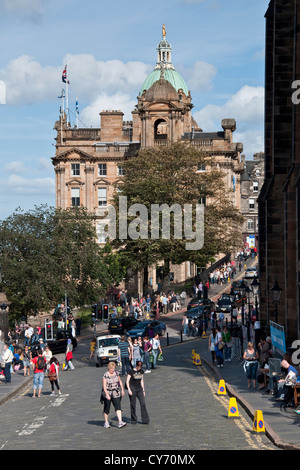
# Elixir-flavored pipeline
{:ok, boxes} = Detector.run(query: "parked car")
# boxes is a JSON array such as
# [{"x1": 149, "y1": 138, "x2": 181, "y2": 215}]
[
  {"x1": 244, "y1": 266, "x2": 259, "y2": 279},
  {"x1": 215, "y1": 293, "x2": 234, "y2": 313},
  {"x1": 94, "y1": 334, "x2": 121, "y2": 367},
  {"x1": 187, "y1": 297, "x2": 215, "y2": 311},
  {"x1": 126, "y1": 320, "x2": 167, "y2": 339},
  {"x1": 28, "y1": 329, "x2": 77, "y2": 357},
  {"x1": 108, "y1": 317, "x2": 139, "y2": 335}
]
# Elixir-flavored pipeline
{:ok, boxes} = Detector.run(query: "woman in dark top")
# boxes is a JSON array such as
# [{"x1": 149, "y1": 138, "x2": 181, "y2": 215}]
[{"x1": 126, "y1": 360, "x2": 150, "y2": 425}]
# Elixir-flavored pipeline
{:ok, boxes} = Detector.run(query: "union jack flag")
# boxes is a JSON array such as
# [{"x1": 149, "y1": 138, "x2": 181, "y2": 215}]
[{"x1": 62, "y1": 65, "x2": 70, "y2": 84}]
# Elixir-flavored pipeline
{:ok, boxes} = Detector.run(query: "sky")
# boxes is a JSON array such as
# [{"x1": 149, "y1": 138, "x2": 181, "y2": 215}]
[{"x1": 0, "y1": 0, "x2": 269, "y2": 221}]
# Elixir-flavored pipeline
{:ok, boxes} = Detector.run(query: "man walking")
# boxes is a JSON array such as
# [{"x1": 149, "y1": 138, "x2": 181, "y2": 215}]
[
  {"x1": 118, "y1": 335, "x2": 131, "y2": 376},
  {"x1": 150, "y1": 334, "x2": 162, "y2": 369},
  {"x1": 2, "y1": 343, "x2": 13, "y2": 383}
]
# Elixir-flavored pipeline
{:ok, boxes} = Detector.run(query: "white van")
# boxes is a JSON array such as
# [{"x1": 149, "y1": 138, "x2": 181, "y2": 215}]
[{"x1": 95, "y1": 334, "x2": 121, "y2": 367}]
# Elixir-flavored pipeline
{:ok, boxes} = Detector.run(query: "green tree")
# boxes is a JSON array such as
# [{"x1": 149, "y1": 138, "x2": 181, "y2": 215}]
[
  {"x1": 0, "y1": 205, "x2": 124, "y2": 322},
  {"x1": 111, "y1": 142, "x2": 243, "y2": 278}
]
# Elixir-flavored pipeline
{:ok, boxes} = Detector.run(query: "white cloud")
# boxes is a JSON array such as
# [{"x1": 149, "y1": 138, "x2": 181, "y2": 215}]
[
  {"x1": 0, "y1": 55, "x2": 59, "y2": 105},
  {"x1": 193, "y1": 85, "x2": 265, "y2": 156},
  {"x1": 4, "y1": 161, "x2": 26, "y2": 174},
  {"x1": 182, "y1": 61, "x2": 217, "y2": 92},
  {"x1": 0, "y1": 54, "x2": 152, "y2": 106},
  {"x1": 0, "y1": 0, "x2": 47, "y2": 21},
  {"x1": 0, "y1": 175, "x2": 55, "y2": 195},
  {"x1": 80, "y1": 92, "x2": 137, "y2": 127}
]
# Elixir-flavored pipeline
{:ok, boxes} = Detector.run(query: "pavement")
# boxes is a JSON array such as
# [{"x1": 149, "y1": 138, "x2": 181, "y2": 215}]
[{"x1": 2, "y1": 256, "x2": 300, "y2": 450}]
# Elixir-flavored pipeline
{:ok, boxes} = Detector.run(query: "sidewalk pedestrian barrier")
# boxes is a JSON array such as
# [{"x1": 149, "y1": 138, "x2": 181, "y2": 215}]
[
  {"x1": 253, "y1": 410, "x2": 265, "y2": 433},
  {"x1": 231, "y1": 337, "x2": 242, "y2": 361},
  {"x1": 228, "y1": 397, "x2": 240, "y2": 418},
  {"x1": 218, "y1": 380, "x2": 226, "y2": 395}
]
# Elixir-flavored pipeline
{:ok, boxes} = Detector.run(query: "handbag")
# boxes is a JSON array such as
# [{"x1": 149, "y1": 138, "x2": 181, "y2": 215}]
[
  {"x1": 157, "y1": 353, "x2": 164, "y2": 362},
  {"x1": 218, "y1": 341, "x2": 225, "y2": 350},
  {"x1": 48, "y1": 371, "x2": 57, "y2": 382}
]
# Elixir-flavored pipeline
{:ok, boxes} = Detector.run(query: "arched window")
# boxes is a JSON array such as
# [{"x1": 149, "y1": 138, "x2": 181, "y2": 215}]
[{"x1": 154, "y1": 119, "x2": 167, "y2": 141}]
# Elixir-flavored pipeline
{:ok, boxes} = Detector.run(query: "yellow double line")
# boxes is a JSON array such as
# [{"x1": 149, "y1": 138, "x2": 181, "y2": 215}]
[{"x1": 196, "y1": 362, "x2": 275, "y2": 450}]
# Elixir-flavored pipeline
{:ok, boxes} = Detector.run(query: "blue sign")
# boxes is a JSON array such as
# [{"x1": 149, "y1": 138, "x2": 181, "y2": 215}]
[{"x1": 270, "y1": 321, "x2": 286, "y2": 355}]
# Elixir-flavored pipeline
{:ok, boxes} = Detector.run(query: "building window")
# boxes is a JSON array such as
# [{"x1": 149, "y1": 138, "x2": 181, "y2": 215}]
[
  {"x1": 255, "y1": 169, "x2": 261, "y2": 177},
  {"x1": 253, "y1": 181, "x2": 259, "y2": 192},
  {"x1": 197, "y1": 162, "x2": 206, "y2": 172},
  {"x1": 247, "y1": 219, "x2": 254, "y2": 231},
  {"x1": 71, "y1": 188, "x2": 80, "y2": 207},
  {"x1": 71, "y1": 163, "x2": 80, "y2": 176},
  {"x1": 98, "y1": 163, "x2": 107, "y2": 176},
  {"x1": 98, "y1": 187, "x2": 107, "y2": 207},
  {"x1": 97, "y1": 224, "x2": 107, "y2": 244},
  {"x1": 249, "y1": 198, "x2": 255, "y2": 210},
  {"x1": 117, "y1": 165, "x2": 126, "y2": 176}
]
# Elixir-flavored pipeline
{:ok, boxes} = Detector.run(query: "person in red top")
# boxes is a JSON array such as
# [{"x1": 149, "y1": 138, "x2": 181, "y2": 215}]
[
  {"x1": 48, "y1": 357, "x2": 62, "y2": 396},
  {"x1": 31, "y1": 349, "x2": 46, "y2": 398}
]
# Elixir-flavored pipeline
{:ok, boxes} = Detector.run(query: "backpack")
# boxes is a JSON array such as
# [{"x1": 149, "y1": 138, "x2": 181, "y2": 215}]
[{"x1": 36, "y1": 356, "x2": 45, "y2": 371}]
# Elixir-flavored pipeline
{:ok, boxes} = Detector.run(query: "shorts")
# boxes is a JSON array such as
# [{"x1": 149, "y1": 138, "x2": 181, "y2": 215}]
[{"x1": 102, "y1": 396, "x2": 122, "y2": 415}]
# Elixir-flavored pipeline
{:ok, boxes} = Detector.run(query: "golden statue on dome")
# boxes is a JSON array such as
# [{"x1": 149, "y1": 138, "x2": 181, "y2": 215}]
[{"x1": 162, "y1": 24, "x2": 166, "y2": 39}]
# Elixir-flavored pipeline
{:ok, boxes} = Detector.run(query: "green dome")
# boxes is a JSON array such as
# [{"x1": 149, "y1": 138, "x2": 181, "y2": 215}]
[{"x1": 140, "y1": 68, "x2": 188, "y2": 96}]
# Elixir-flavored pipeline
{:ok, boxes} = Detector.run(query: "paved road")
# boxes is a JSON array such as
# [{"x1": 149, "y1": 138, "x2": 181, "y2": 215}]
[{"x1": 0, "y1": 334, "x2": 277, "y2": 452}]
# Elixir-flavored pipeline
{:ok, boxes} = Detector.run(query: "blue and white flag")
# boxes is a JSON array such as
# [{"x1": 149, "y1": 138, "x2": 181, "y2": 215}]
[{"x1": 76, "y1": 99, "x2": 79, "y2": 114}]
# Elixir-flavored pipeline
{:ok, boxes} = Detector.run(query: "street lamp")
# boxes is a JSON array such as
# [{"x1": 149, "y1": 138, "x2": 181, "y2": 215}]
[
  {"x1": 229, "y1": 287, "x2": 236, "y2": 328},
  {"x1": 239, "y1": 279, "x2": 247, "y2": 325},
  {"x1": 251, "y1": 277, "x2": 260, "y2": 321},
  {"x1": 270, "y1": 279, "x2": 282, "y2": 323},
  {"x1": 245, "y1": 285, "x2": 252, "y2": 341}
]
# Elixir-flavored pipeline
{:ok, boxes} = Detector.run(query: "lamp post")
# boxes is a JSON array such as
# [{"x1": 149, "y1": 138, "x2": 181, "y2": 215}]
[
  {"x1": 229, "y1": 287, "x2": 236, "y2": 329},
  {"x1": 251, "y1": 277, "x2": 260, "y2": 322},
  {"x1": 245, "y1": 285, "x2": 252, "y2": 341},
  {"x1": 270, "y1": 279, "x2": 282, "y2": 323},
  {"x1": 239, "y1": 279, "x2": 247, "y2": 326}
]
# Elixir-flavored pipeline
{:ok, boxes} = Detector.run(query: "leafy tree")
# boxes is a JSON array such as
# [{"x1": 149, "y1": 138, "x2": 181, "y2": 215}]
[
  {"x1": 111, "y1": 142, "x2": 243, "y2": 280},
  {"x1": 0, "y1": 205, "x2": 124, "y2": 322}
]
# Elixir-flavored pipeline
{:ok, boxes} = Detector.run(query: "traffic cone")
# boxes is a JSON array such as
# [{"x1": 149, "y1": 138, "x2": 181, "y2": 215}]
[
  {"x1": 218, "y1": 380, "x2": 226, "y2": 395},
  {"x1": 228, "y1": 397, "x2": 240, "y2": 418},
  {"x1": 195, "y1": 353, "x2": 202, "y2": 366},
  {"x1": 202, "y1": 331, "x2": 207, "y2": 338},
  {"x1": 253, "y1": 410, "x2": 265, "y2": 433}
]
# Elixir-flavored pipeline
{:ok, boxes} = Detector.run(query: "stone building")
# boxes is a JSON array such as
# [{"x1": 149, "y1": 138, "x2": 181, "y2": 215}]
[
  {"x1": 258, "y1": 0, "x2": 300, "y2": 343},
  {"x1": 52, "y1": 29, "x2": 244, "y2": 295},
  {"x1": 240, "y1": 152, "x2": 265, "y2": 249}
]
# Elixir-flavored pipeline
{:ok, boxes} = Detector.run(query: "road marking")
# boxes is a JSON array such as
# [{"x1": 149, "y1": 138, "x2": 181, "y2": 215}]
[{"x1": 15, "y1": 394, "x2": 69, "y2": 436}]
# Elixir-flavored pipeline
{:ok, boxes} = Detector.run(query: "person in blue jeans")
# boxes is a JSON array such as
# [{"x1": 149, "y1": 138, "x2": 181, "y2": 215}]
[
  {"x1": 150, "y1": 334, "x2": 162, "y2": 369},
  {"x1": 31, "y1": 349, "x2": 46, "y2": 398},
  {"x1": 118, "y1": 336, "x2": 131, "y2": 376},
  {"x1": 243, "y1": 342, "x2": 259, "y2": 389}
]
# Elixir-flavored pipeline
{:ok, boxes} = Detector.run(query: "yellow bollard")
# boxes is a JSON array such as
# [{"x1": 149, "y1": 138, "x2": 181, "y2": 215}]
[
  {"x1": 228, "y1": 397, "x2": 240, "y2": 418},
  {"x1": 253, "y1": 410, "x2": 265, "y2": 433},
  {"x1": 218, "y1": 380, "x2": 226, "y2": 395}
]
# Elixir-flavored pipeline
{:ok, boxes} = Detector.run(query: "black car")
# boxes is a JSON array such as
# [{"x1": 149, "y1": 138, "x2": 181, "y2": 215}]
[
  {"x1": 108, "y1": 317, "x2": 139, "y2": 335},
  {"x1": 28, "y1": 329, "x2": 77, "y2": 357},
  {"x1": 231, "y1": 280, "x2": 248, "y2": 295},
  {"x1": 187, "y1": 297, "x2": 215, "y2": 311},
  {"x1": 215, "y1": 293, "x2": 233, "y2": 313}
]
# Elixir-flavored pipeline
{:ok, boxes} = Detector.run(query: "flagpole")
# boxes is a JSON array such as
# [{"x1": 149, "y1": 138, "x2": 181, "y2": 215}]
[
  {"x1": 76, "y1": 97, "x2": 78, "y2": 128},
  {"x1": 66, "y1": 62, "x2": 69, "y2": 126}
]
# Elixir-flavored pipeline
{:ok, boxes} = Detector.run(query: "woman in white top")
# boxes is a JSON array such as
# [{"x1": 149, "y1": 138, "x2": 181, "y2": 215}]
[
  {"x1": 208, "y1": 328, "x2": 217, "y2": 365},
  {"x1": 43, "y1": 345, "x2": 52, "y2": 372}
]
